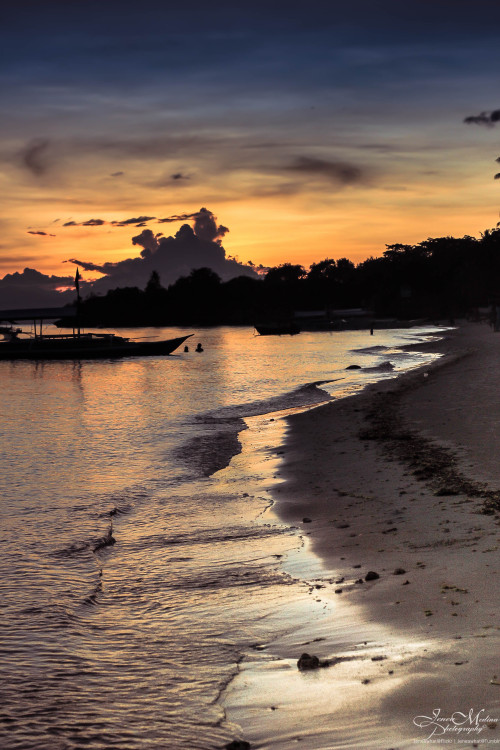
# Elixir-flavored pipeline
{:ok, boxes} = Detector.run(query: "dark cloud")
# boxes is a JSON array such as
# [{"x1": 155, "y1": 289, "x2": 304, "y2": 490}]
[
  {"x1": 0, "y1": 267, "x2": 72, "y2": 288},
  {"x1": 464, "y1": 109, "x2": 500, "y2": 126},
  {"x1": 14, "y1": 134, "x2": 219, "y2": 185},
  {"x1": 62, "y1": 212, "x2": 226, "y2": 235},
  {"x1": 156, "y1": 208, "x2": 228, "y2": 244},
  {"x1": 27, "y1": 230, "x2": 56, "y2": 236},
  {"x1": 131, "y1": 229, "x2": 160, "y2": 257},
  {"x1": 65, "y1": 208, "x2": 252, "y2": 294},
  {"x1": 285, "y1": 156, "x2": 364, "y2": 185},
  {"x1": 63, "y1": 216, "x2": 155, "y2": 227},
  {"x1": 171, "y1": 172, "x2": 189, "y2": 180},
  {"x1": 193, "y1": 207, "x2": 229, "y2": 244},
  {"x1": 0, "y1": 267, "x2": 76, "y2": 307},
  {"x1": 157, "y1": 212, "x2": 199, "y2": 224},
  {"x1": 1, "y1": 209, "x2": 253, "y2": 307},
  {"x1": 20, "y1": 138, "x2": 52, "y2": 176},
  {"x1": 495, "y1": 173, "x2": 500, "y2": 180},
  {"x1": 64, "y1": 259, "x2": 109, "y2": 274},
  {"x1": 82, "y1": 218, "x2": 106, "y2": 226},
  {"x1": 111, "y1": 216, "x2": 156, "y2": 227},
  {"x1": 63, "y1": 218, "x2": 106, "y2": 227}
]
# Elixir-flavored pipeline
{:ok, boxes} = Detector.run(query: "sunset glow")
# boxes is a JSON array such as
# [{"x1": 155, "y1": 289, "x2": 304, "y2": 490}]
[{"x1": 2, "y1": 1, "x2": 500, "y2": 304}]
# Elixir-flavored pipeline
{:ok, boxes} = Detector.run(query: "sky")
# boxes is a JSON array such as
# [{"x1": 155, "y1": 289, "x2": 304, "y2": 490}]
[{"x1": 2, "y1": 0, "x2": 500, "y2": 306}]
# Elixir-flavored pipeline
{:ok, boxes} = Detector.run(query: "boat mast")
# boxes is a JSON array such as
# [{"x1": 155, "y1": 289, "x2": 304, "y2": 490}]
[{"x1": 75, "y1": 268, "x2": 81, "y2": 338}]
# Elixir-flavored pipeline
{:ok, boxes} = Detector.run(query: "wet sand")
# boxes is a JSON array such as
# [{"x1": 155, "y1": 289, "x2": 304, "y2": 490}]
[{"x1": 225, "y1": 322, "x2": 500, "y2": 749}]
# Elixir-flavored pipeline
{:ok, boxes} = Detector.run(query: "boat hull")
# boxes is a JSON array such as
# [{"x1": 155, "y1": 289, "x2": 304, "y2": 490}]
[
  {"x1": 254, "y1": 323, "x2": 300, "y2": 335},
  {"x1": 0, "y1": 334, "x2": 193, "y2": 360}
]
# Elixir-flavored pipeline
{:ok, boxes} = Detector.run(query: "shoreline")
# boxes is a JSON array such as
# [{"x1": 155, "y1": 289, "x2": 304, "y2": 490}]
[{"x1": 224, "y1": 322, "x2": 500, "y2": 749}]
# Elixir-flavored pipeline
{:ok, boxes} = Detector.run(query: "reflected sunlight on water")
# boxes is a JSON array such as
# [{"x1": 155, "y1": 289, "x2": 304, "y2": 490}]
[{"x1": 0, "y1": 325, "x2": 445, "y2": 749}]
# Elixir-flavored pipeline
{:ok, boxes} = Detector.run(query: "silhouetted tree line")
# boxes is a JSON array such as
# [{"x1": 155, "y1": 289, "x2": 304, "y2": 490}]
[{"x1": 73, "y1": 229, "x2": 500, "y2": 327}]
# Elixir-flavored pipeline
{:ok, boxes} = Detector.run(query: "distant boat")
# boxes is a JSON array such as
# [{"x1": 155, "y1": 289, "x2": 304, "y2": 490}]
[
  {"x1": 254, "y1": 322, "x2": 301, "y2": 336},
  {"x1": 0, "y1": 328, "x2": 193, "y2": 360}
]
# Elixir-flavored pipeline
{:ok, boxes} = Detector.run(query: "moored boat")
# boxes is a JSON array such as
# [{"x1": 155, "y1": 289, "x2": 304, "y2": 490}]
[
  {"x1": 254, "y1": 321, "x2": 301, "y2": 336},
  {"x1": 0, "y1": 328, "x2": 193, "y2": 360},
  {"x1": 0, "y1": 268, "x2": 195, "y2": 359},
  {"x1": 0, "y1": 303, "x2": 193, "y2": 360}
]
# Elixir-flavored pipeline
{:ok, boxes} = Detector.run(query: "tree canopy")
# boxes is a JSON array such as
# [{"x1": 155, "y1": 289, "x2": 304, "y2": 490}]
[{"x1": 73, "y1": 229, "x2": 500, "y2": 327}]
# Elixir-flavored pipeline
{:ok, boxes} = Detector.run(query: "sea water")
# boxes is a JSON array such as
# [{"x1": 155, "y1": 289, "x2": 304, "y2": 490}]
[{"x1": 0, "y1": 325, "x2": 444, "y2": 749}]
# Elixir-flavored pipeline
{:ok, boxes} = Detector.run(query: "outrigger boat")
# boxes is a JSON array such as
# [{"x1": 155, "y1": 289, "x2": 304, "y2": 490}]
[
  {"x1": 0, "y1": 327, "x2": 193, "y2": 360},
  {"x1": 0, "y1": 307, "x2": 192, "y2": 361}
]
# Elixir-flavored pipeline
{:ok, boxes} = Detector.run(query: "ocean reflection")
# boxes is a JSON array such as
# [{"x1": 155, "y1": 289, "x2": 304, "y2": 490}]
[{"x1": 0, "y1": 325, "x2": 444, "y2": 749}]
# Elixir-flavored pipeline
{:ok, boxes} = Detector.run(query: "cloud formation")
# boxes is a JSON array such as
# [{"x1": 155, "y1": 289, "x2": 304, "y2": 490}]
[
  {"x1": 0, "y1": 268, "x2": 75, "y2": 307},
  {"x1": 59, "y1": 210, "x2": 229, "y2": 236},
  {"x1": 63, "y1": 218, "x2": 107, "y2": 227},
  {"x1": 192, "y1": 207, "x2": 229, "y2": 244},
  {"x1": 2, "y1": 209, "x2": 248, "y2": 307},
  {"x1": 285, "y1": 156, "x2": 364, "y2": 185},
  {"x1": 27, "y1": 230, "x2": 56, "y2": 236},
  {"x1": 464, "y1": 109, "x2": 500, "y2": 126},
  {"x1": 63, "y1": 216, "x2": 157, "y2": 228},
  {"x1": 113, "y1": 215, "x2": 156, "y2": 227},
  {"x1": 20, "y1": 138, "x2": 51, "y2": 176},
  {"x1": 157, "y1": 208, "x2": 229, "y2": 243},
  {"x1": 63, "y1": 208, "x2": 249, "y2": 294},
  {"x1": 16, "y1": 133, "x2": 218, "y2": 177}
]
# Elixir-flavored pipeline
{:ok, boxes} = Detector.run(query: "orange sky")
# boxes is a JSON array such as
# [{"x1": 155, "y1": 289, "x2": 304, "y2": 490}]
[
  {"x1": 9, "y1": 169, "x2": 499, "y2": 282},
  {"x1": 2, "y1": 1, "x2": 500, "y2": 291}
]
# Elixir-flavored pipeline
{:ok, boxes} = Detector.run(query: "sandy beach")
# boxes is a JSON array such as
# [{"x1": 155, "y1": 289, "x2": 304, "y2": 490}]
[{"x1": 225, "y1": 322, "x2": 500, "y2": 749}]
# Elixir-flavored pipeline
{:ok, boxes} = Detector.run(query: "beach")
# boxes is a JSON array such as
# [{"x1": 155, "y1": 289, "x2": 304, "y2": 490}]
[{"x1": 225, "y1": 322, "x2": 500, "y2": 749}]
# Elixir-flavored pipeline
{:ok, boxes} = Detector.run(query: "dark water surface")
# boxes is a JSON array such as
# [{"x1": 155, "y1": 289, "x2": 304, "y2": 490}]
[{"x1": 0, "y1": 325, "x2": 443, "y2": 749}]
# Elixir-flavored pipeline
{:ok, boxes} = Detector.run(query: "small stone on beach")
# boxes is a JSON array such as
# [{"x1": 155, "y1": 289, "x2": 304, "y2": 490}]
[
  {"x1": 297, "y1": 652, "x2": 330, "y2": 670},
  {"x1": 297, "y1": 653, "x2": 320, "y2": 669},
  {"x1": 365, "y1": 571, "x2": 380, "y2": 581}
]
